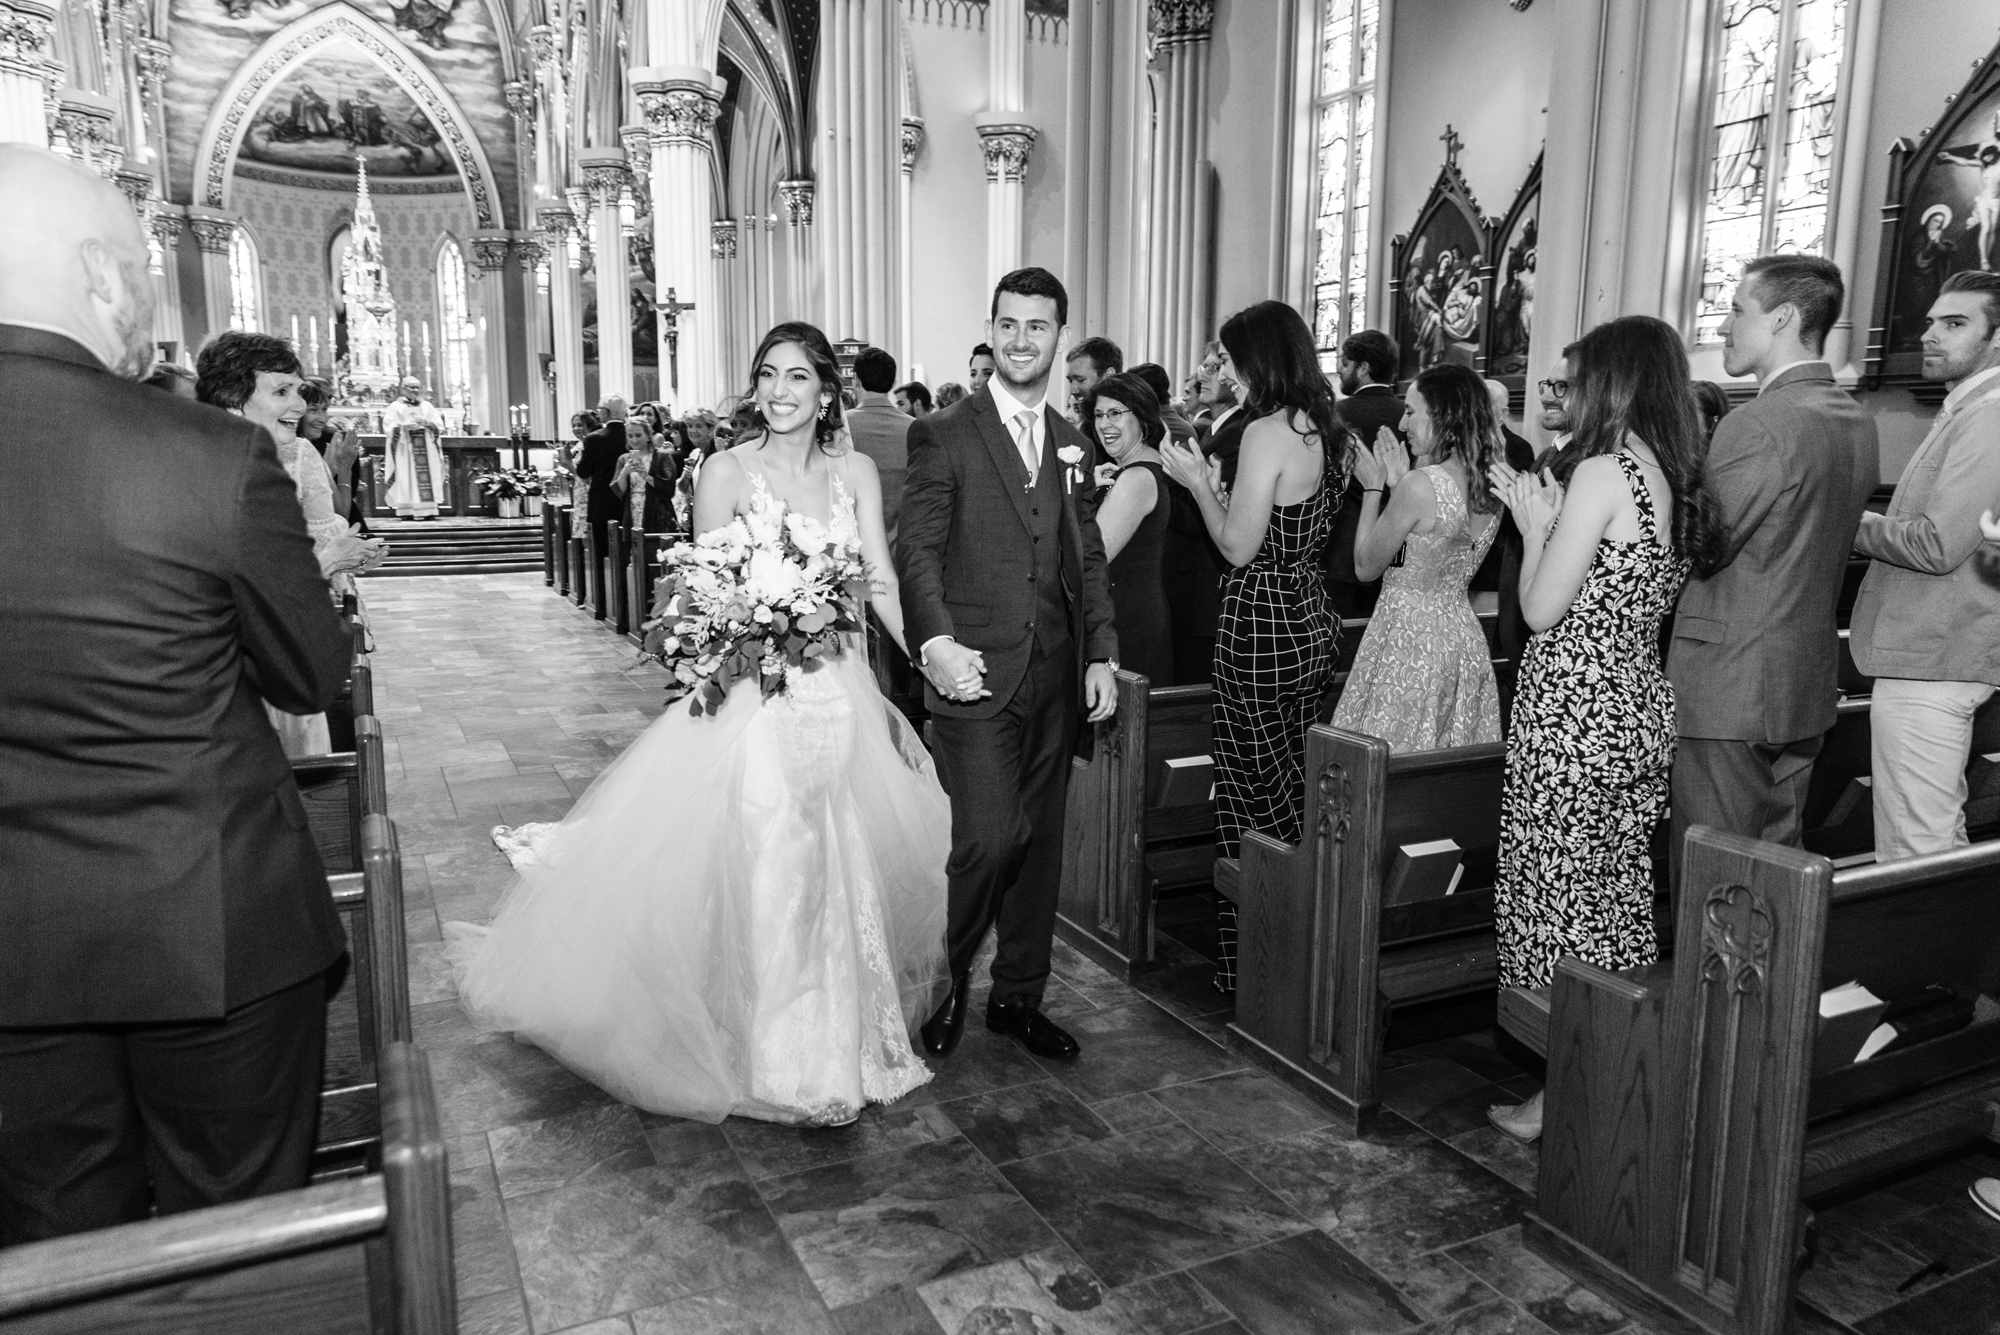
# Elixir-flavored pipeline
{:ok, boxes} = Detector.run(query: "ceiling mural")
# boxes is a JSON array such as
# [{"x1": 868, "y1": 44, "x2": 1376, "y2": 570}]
[
  {"x1": 165, "y1": 0, "x2": 520, "y2": 223},
  {"x1": 241, "y1": 40, "x2": 457, "y2": 176}
]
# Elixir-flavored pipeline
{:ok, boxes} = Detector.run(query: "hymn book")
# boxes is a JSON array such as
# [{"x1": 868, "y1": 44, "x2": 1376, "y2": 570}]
[
  {"x1": 1814, "y1": 981, "x2": 1888, "y2": 1074},
  {"x1": 1383, "y1": 839, "x2": 1464, "y2": 906}
]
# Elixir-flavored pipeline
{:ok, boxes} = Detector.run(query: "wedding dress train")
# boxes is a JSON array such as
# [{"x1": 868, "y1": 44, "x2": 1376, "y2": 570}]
[{"x1": 447, "y1": 476, "x2": 950, "y2": 1125}]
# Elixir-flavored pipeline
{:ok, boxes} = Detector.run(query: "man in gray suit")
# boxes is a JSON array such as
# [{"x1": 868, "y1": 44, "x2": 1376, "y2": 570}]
[
  {"x1": 1670, "y1": 254, "x2": 1878, "y2": 860},
  {"x1": 846, "y1": 345, "x2": 912, "y2": 539}
]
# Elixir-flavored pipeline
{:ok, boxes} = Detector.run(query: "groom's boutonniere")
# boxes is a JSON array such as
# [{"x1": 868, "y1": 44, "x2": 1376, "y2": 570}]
[{"x1": 1057, "y1": 443, "x2": 1085, "y2": 494}]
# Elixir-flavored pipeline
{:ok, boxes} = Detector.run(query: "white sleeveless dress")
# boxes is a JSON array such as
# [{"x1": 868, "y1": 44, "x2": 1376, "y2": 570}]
[{"x1": 448, "y1": 464, "x2": 950, "y2": 1125}]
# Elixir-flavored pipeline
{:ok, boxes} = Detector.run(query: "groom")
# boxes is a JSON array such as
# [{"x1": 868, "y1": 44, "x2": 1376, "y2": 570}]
[{"x1": 897, "y1": 267, "x2": 1119, "y2": 1060}]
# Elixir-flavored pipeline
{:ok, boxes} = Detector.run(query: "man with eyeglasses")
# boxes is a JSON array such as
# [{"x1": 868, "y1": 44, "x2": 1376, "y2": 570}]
[{"x1": 1492, "y1": 355, "x2": 1579, "y2": 659}]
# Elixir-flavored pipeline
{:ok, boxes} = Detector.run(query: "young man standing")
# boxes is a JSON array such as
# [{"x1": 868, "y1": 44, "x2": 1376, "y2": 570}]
[{"x1": 1850, "y1": 269, "x2": 2000, "y2": 860}]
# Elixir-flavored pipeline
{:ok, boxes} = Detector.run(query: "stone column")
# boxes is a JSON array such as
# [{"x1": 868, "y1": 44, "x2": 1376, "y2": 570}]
[
  {"x1": 977, "y1": 0, "x2": 1033, "y2": 291},
  {"x1": 900, "y1": 117, "x2": 922, "y2": 370},
  {"x1": 1145, "y1": 0, "x2": 1216, "y2": 384},
  {"x1": 633, "y1": 66, "x2": 724, "y2": 413},
  {"x1": 517, "y1": 236, "x2": 555, "y2": 439},
  {"x1": 779, "y1": 179, "x2": 815, "y2": 325},
  {"x1": 0, "y1": 0, "x2": 55, "y2": 147},
  {"x1": 579, "y1": 148, "x2": 634, "y2": 404},
  {"x1": 1063, "y1": 0, "x2": 1153, "y2": 352},
  {"x1": 146, "y1": 208, "x2": 185, "y2": 351},
  {"x1": 469, "y1": 233, "x2": 514, "y2": 436},
  {"x1": 186, "y1": 206, "x2": 239, "y2": 343},
  {"x1": 540, "y1": 206, "x2": 588, "y2": 426},
  {"x1": 711, "y1": 217, "x2": 739, "y2": 387},
  {"x1": 815, "y1": 0, "x2": 900, "y2": 347}
]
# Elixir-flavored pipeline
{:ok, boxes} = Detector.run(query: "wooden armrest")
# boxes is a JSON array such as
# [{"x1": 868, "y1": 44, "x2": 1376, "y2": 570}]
[
  {"x1": 329, "y1": 871, "x2": 365, "y2": 910},
  {"x1": 0, "y1": 1178, "x2": 386, "y2": 1318},
  {"x1": 1213, "y1": 856, "x2": 1242, "y2": 903},
  {"x1": 1498, "y1": 985, "x2": 1551, "y2": 1057}
]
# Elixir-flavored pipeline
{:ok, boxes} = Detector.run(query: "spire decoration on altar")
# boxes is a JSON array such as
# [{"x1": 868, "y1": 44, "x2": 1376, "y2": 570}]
[{"x1": 341, "y1": 157, "x2": 402, "y2": 393}]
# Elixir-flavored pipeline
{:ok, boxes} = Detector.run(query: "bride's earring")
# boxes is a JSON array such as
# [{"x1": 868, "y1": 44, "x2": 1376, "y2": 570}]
[{"x1": 818, "y1": 400, "x2": 831, "y2": 422}]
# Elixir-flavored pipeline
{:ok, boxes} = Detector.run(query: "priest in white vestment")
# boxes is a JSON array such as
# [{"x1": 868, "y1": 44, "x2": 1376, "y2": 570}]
[{"x1": 382, "y1": 377, "x2": 447, "y2": 519}]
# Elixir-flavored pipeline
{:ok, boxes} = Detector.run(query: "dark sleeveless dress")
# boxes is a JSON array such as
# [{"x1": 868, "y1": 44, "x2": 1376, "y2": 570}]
[
  {"x1": 1496, "y1": 452, "x2": 1691, "y2": 988},
  {"x1": 1104, "y1": 460, "x2": 1174, "y2": 686},
  {"x1": 1212, "y1": 450, "x2": 1339, "y2": 991}
]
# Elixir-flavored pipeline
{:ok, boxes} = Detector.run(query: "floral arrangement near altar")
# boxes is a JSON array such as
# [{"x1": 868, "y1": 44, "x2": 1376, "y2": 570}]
[{"x1": 642, "y1": 502, "x2": 867, "y2": 716}]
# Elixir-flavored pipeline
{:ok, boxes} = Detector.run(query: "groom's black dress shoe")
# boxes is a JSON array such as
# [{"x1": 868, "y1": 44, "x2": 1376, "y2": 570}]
[
  {"x1": 986, "y1": 997, "x2": 1081, "y2": 1059},
  {"x1": 922, "y1": 974, "x2": 970, "y2": 1058}
]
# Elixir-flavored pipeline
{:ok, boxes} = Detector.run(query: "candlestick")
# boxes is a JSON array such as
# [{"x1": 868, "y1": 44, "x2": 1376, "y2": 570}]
[{"x1": 291, "y1": 314, "x2": 300, "y2": 350}]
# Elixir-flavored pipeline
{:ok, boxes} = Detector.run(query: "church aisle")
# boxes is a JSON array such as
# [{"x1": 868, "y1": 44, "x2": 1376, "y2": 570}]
[{"x1": 369, "y1": 574, "x2": 1650, "y2": 1335}]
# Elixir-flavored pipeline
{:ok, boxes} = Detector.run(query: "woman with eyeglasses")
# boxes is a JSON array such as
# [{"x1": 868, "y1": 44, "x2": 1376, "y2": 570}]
[{"x1": 1082, "y1": 373, "x2": 1174, "y2": 686}]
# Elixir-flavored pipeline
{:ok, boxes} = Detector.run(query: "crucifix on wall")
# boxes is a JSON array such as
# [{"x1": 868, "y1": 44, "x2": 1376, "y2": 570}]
[{"x1": 653, "y1": 287, "x2": 695, "y2": 392}]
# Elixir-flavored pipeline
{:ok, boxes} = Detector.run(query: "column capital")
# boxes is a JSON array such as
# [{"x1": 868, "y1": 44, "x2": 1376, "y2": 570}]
[
  {"x1": 515, "y1": 236, "x2": 549, "y2": 271},
  {"x1": 526, "y1": 24, "x2": 559, "y2": 73},
  {"x1": 577, "y1": 149, "x2": 632, "y2": 206},
  {"x1": 134, "y1": 35, "x2": 170, "y2": 89},
  {"x1": 975, "y1": 121, "x2": 1037, "y2": 185},
  {"x1": 901, "y1": 117, "x2": 925, "y2": 176},
  {"x1": 54, "y1": 90, "x2": 121, "y2": 177},
  {"x1": 777, "y1": 178, "x2": 815, "y2": 227},
  {"x1": 503, "y1": 78, "x2": 535, "y2": 120},
  {"x1": 186, "y1": 211, "x2": 238, "y2": 256},
  {"x1": 632, "y1": 68, "x2": 723, "y2": 150},
  {"x1": 710, "y1": 218, "x2": 738, "y2": 260},
  {"x1": 1150, "y1": 0, "x2": 1215, "y2": 45},
  {"x1": 147, "y1": 209, "x2": 182, "y2": 246},
  {"x1": 468, "y1": 232, "x2": 513, "y2": 273},
  {"x1": 0, "y1": 0, "x2": 56, "y2": 83}
]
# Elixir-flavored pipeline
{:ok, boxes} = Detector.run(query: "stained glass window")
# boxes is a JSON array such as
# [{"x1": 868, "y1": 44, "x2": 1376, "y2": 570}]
[
  {"x1": 1693, "y1": 0, "x2": 1851, "y2": 343},
  {"x1": 1312, "y1": 0, "x2": 1381, "y2": 369},
  {"x1": 436, "y1": 238, "x2": 473, "y2": 412},
  {"x1": 228, "y1": 227, "x2": 262, "y2": 333}
]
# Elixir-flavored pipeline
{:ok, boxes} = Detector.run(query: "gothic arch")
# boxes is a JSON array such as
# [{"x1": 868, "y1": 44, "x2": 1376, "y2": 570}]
[{"x1": 192, "y1": 2, "x2": 501, "y2": 230}]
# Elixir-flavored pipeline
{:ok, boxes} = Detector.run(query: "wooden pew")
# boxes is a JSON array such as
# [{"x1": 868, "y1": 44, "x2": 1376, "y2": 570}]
[
  {"x1": 1228, "y1": 724, "x2": 1510, "y2": 1131},
  {"x1": 0, "y1": 1042, "x2": 454, "y2": 1335},
  {"x1": 606, "y1": 525, "x2": 630, "y2": 635},
  {"x1": 319, "y1": 815, "x2": 412, "y2": 1170},
  {"x1": 542, "y1": 500, "x2": 558, "y2": 587},
  {"x1": 293, "y1": 750, "x2": 364, "y2": 875},
  {"x1": 355, "y1": 716, "x2": 388, "y2": 818},
  {"x1": 1057, "y1": 672, "x2": 1215, "y2": 976},
  {"x1": 325, "y1": 655, "x2": 371, "y2": 755},
  {"x1": 1522, "y1": 828, "x2": 2000, "y2": 1335},
  {"x1": 569, "y1": 523, "x2": 588, "y2": 609},
  {"x1": 554, "y1": 505, "x2": 574, "y2": 598},
  {"x1": 626, "y1": 531, "x2": 674, "y2": 650}
]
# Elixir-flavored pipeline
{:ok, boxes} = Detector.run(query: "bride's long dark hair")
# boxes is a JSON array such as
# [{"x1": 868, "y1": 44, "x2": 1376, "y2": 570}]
[{"x1": 742, "y1": 321, "x2": 846, "y2": 450}]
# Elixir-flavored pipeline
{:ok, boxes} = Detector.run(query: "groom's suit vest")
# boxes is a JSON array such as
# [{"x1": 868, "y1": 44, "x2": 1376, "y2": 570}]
[{"x1": 1026, "y1": 436, "x2": 1073, "y2": 660}]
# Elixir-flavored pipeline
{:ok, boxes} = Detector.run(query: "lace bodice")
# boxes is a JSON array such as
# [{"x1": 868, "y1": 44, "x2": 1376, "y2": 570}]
[
  {"x1": 743, "y1": 458, "x2": 860, "y2": 547},
  {"x1": 1383, "y1": 465, "x2": 1499, "y2": 597}
]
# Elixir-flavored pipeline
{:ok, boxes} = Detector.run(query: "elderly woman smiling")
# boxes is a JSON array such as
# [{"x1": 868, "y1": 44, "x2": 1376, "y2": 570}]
[{"x1": 1082, "y1": 372, "x2": 1174, "y2": 686}]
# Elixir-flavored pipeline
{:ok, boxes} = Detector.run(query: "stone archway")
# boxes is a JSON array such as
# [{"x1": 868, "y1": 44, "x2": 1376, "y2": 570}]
[{"x1": 193, "y1": 1, "x2": 500, "y2": 230}]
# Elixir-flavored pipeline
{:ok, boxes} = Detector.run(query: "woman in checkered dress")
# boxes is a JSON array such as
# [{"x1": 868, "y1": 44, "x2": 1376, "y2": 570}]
[{"x1": 1163, "y1": 301, "x2": 1343, "y2": 994}]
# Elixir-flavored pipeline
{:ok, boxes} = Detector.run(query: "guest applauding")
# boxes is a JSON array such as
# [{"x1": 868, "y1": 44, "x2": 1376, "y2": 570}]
[
  {"x1": 1327, "y1": 330, "x2": 1406, "y2": 617},
  {"x1": 1084, "y1": 373, "x2": 1174, "y2": 685},
  {"x1": 1163, "y1": 301, "x2": 1342, "y2": 995},
  {"x1": 1487, "y1": 316, "x2": 1722, "y2": 1142},
  {"x1": 1333, "y1": 363, "x2": 1503, "y2": 752}
]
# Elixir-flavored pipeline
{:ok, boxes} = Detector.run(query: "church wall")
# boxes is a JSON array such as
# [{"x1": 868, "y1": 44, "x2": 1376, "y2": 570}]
[
  {"x1": 904, "y1": 12, "x2": 994, "y2": 387},
  {"x1": 1381, "y1": 0, "x2": 1554, "y2": 313},
  {"x1": 230, "y1": 173, "x2": 475, "y2": 382},
  {"x1": 1845, "y1": 0, "x2": 2000, "y2": 479}
]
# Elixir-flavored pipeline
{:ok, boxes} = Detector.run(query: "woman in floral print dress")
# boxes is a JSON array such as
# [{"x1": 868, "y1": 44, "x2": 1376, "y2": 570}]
[{"x1": 1485, "y1": 316, "x2": 1723, "y2": 1142}]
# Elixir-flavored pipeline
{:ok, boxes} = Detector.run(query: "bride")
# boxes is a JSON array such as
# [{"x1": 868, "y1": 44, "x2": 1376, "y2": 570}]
[{"x1": 447, "y1": 322, "x2": 950, "y2": 1126}]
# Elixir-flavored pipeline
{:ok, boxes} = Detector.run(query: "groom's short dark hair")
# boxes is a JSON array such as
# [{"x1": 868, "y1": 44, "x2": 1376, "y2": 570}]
[{"x1": 991, "y1": 267, "x2": 1068, "y2": 327}]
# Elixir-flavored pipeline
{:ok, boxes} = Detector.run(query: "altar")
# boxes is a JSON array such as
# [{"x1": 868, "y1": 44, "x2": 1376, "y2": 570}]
[{"x1": 357, "y1": 437, "x2": 504, "y2": 518}]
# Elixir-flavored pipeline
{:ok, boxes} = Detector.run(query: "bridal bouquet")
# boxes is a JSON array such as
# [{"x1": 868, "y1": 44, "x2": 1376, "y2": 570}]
[{"x1": 642, "y1": 503, "x2": 868, "y2": 716}]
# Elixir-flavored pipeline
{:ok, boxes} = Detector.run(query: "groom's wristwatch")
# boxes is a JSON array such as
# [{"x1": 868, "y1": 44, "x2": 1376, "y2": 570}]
[{"x1": 1089, "y1": 658, "x2": 1119, "y2": 673}]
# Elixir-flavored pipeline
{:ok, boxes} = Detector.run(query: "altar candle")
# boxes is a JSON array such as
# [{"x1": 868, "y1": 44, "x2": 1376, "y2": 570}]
[{"x1": 291, "y1": 315, "x2": 300, "y2": 349}]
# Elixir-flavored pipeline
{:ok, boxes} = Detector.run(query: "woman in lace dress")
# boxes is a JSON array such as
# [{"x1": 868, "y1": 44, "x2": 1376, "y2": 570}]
[
  {"x1": 1334, "y1": 364, "x2": 1502, "y2": 751},
  {"x1": 1484, "y1": 316, "x2": 1722, "y2": 1142},
  {"x1": 194, "y1": 333, "x2": 383, "y2": 755},
  {"x1": 450, "y1": 323, "x2": 950, "y2": 1127}
]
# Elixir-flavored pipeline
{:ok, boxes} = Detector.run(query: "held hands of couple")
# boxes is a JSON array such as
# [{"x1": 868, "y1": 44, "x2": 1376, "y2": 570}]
[
  {"x1": 922, "y1": 638, "x2": 991, "y2": 704},
  {"x1": 1486, "y1": 460, "x2": 1565, "y2": 538}
]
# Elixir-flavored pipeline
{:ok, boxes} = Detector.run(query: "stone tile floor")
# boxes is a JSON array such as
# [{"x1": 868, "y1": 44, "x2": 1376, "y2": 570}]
[{"x1": 367, "y1": 574, "x2": 2000, "y2": 1335}]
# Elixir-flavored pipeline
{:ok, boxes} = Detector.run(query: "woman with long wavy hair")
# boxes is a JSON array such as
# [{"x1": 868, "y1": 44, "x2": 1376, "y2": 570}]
[
  {"x1": 1333, "y1": 362, "x2": 1505, "y2": 751},
  {"x1": 1485, "y1": 315, "x2": 1723, "y2": 1142},
  {"x1": 450, "y1": 320, "x2": 951, "y2": 1127},
  {"x1": 1162, "y1": 300, "x2": 1344, "y2": 995}
]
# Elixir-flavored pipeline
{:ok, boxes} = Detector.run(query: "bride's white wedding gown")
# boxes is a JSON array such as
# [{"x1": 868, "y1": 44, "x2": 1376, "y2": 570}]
[{"x1": 447, "y1": 468, "x2": 950, "y2": 1125}]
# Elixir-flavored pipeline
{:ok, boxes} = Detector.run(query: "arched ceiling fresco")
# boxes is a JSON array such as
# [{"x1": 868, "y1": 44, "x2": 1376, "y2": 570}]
[{"x1": 166, "y1": 0, "x2": 519, "y2": 223}]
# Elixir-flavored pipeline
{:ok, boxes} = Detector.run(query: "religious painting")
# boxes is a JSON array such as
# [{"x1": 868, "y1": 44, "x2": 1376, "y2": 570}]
[
  {"x1": 1868, "y1": 33, "x2": 2000, "y2": 389},
  {"x1": 1390, "y1": 134, "x2": 1491, "y2": 385},
  {"x1": 1484, "y1": 153, "x2": 1540, "y2": 386},
  {"x1": 240, "y1": 40, "x2": 456, "y2": 176}
]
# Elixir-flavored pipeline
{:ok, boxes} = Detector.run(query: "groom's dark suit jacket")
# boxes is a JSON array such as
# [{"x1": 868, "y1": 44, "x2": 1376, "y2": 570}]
[
  {"x1": 898, "y1": 388, "x2": 1117, "y2": 718},
  {"x1": 0, "y1": 324, "x2": 352, "y2": 1027}
]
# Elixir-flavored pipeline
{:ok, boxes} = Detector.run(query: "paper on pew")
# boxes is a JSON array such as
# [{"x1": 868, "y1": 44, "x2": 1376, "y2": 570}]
[
  {"x1": 1820, "y1": 981, "x2": 1883, "y2": 1018},
  {"x1": 1855, "y1": 1023, "x2": 1897, "y2": 1062}
]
